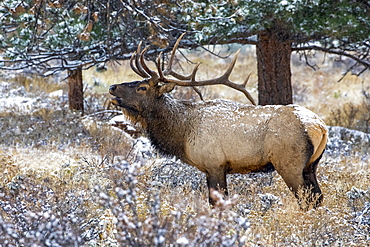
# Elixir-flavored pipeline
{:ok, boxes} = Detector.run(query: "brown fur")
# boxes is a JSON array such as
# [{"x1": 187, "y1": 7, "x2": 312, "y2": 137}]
[{"x1": 110, "y1": 79, "x2": 328, "y2": 209}]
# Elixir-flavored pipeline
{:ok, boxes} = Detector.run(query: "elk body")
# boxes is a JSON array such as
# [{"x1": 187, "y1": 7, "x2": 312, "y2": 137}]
[{"x1": 109, "y1": 34, "x2": 328, "y2": 209}]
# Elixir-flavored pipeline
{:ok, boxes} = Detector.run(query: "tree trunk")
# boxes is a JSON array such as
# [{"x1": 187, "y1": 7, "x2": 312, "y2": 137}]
[
  {"x1": 256, "y1": 31, "x2": 293, "y2": 105},
  {"x1": 68, "y1": 67, "x2": 84, "y2": 112}
]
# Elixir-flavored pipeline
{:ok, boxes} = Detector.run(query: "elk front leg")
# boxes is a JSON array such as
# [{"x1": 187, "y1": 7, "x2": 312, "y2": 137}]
[{"x1": 206, "y1": 169, "x2": 228, "y2": 206}]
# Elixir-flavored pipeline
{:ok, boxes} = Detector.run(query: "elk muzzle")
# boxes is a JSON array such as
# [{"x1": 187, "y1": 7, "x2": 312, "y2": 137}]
[
  {"x1": 109, "y1": 84, "x2": 117, "y2": 93},
  {"x1": 109, "y1": 84, "x2": 122, "y2": 106}
]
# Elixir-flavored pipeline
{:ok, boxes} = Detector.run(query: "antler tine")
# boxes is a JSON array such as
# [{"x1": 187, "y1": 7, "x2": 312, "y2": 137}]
[
  {"x1": 223, "y1": 79, "x2": 256, "y2": 106},
  {"x1": 190, "y1": 62, "x2": 201, "y2": 82},
  {"x1": 222, "y1": 49, "x2": 241, "y2": 79},
  {"x1": 243, "y1": 73, "x2": 252, "y2": 87},
  {"x1": 163, "y1": 33, "x2": 195, "y2": 80},
  {"x1": 156, "y1": 52, "x2": 165, "y2": 80},
  {"x1": 166, "y1": 32, "x2": 186, "y2": 72},
  {"x1": 130, "y1": 52, "x2": 144, "y2": 77},
  {"x1": 134, "y1": 41, "x2": 151, "y2": 78},
  {"x1": 140, "y1": 46, "x2": 159, "y2": 79},
  {"x1": 158, "y1": 50, "x2": 200, "y2": 83}
]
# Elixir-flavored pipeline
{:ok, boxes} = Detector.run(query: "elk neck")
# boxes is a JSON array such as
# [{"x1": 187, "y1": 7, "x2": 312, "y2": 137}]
[{"x1": 140, "y1": 94, "x2": 194, "y2": 160}]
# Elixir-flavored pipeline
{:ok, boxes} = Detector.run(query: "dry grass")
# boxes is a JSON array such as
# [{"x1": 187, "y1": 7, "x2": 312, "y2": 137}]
[
  {"x1": 1, "y1": 47, "x2": 370, "y2": 246},
  {"x1": 0, "y1": 144, "x2": 369, "y2": 245}
]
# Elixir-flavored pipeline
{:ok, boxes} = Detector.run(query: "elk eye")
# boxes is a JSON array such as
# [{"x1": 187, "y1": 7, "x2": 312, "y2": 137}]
[{"x1": 137, "y1": 86, "x2": 147, "y2": 92}]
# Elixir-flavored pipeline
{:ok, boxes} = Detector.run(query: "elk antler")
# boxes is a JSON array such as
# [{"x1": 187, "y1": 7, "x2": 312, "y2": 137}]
[
  {"x1": 162, "y1": 32, "x2": 195, "y2": 80},
  {"x1": 130, "y1": 33, "x2": 256, "y2": 105}
]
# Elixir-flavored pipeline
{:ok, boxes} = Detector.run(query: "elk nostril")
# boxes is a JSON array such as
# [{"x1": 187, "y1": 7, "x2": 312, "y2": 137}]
[{"x1": 109, "y1": 85, "x2": 117, "y2": 92}]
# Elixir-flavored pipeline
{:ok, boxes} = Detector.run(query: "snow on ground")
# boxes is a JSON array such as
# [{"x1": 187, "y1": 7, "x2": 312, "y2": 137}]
[
  {"x1": 1, "y1": 74, "x2": 370, "y2": 246},
  {"x1": 0, "y1": 95, "x2": 41, "y2": 112},
  {"x1": 0, "y1": 81, "x2": 66, "y2": 113},
  {"x1": 0, "y1": 81, "x2": 35, "y2": 112},
  {"x1": 327, "y1": 126, "x2": 370, "y2": 157}
]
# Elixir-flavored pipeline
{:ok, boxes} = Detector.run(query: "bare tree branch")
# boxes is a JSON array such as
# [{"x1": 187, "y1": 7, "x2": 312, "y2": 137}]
[{"x1": 293, "y1": 44, "x2": 370, "y2": 69}]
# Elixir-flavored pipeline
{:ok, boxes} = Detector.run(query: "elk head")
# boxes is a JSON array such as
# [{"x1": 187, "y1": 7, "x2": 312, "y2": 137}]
[{"x1": 109, "y1": 33, "x2": 256, "y2": 116}]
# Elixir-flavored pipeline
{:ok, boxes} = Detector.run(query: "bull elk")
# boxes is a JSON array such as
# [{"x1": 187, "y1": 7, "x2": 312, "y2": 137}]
[{"x1": 109, "y1": 33, "x2": 328, "y2": 209}]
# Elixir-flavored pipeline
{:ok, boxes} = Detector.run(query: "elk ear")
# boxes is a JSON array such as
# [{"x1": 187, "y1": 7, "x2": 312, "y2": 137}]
[{"x1": 157, "y1": 82, "x2": 176, "y2": 96}]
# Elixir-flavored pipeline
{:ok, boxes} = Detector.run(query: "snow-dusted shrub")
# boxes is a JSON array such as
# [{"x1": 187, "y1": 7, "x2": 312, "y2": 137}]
[
  {"x1": 347, "y1": 187, "x2": 370, "y2": 231},
  {"x1": 97, "y1": 160, "x2": 250, "y2": 246},
  {"x1": 326, "y1": 126, "x2": 370, "y2": 157},
  {"x1": 0, "y1": 153, "x2": 250, "y2": 246}
]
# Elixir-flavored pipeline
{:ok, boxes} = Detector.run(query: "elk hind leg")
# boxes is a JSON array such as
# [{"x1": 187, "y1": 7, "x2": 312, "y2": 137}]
[
  {"x1": 274, "y1": 156, "x2": 321, "y2": 210},
  {"x1": 302, "y1": 153, "x2": 324, "y2": 209}
]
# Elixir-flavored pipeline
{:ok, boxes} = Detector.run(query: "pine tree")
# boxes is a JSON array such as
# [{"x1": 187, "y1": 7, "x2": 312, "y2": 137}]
[
  {"x1": 1, "y1": 0, "x2": 369, "y2": 107},
  {"x1": 0, "y1": 0, "x2": 179, "y2": 111},
  {"x1": 180, "y1": 0, "x2": 370, "y2": 105}
]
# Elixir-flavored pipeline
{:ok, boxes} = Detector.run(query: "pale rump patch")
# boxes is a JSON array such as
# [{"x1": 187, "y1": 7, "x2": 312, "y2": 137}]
[{"x1": 293, "y1": 106, "x2": 328, "y2": 164}]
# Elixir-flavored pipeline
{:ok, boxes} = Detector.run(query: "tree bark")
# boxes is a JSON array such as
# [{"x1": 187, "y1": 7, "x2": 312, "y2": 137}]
[
  {"x1": 68, "y1": 67, "x2": 84, "y2": 112},
  {"x1": 256, "y1": 31, "x2": 293, "y2": 105}
]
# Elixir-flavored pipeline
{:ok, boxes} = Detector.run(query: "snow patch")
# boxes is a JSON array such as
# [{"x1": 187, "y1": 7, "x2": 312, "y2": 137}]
[
  {"x1": 0, "y1": 96, "x2": 38, "y2": 112},
  {"x1": 108, "y1": 115, "x2": 130, "y2": 125},
  {"x1": 49, "y1": 89, "x2": 64, "y2": 98},
  {"x1": 176, "y1": 237, "x2": 189, "y2": 245}
]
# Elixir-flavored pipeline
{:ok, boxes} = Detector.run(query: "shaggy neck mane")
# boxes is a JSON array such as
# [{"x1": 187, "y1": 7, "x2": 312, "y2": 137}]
[{"x1": 140, "y1": 95, "x2": 192, "y2": 160}]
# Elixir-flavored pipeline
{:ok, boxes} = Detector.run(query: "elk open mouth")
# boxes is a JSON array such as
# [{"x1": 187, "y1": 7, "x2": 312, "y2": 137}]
[
  {"x1": 109, "y1": 88, "x2": 124, "y2": 107},
  {"x1": 110, "y1": 97, "x2": 123, "y2": 106}
]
